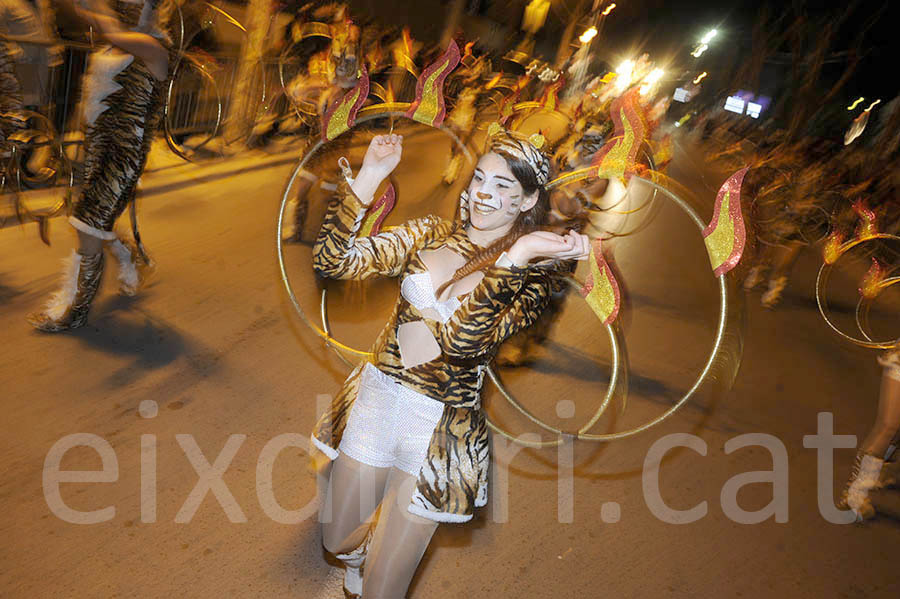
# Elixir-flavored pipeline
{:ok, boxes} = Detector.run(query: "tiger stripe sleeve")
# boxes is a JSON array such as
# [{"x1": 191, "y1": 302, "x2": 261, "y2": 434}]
[
  {"x1": 436, "y1": 265, "x2": 553, "y2": 359},
  {"x1": 312, "y1": 181, "x2": 440, "y2": 280}
]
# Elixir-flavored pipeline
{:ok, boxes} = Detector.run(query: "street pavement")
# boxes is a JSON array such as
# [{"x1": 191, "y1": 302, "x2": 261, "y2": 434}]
[{"x1": 1, "y1": 126, "x2": 898, "y2": 598}]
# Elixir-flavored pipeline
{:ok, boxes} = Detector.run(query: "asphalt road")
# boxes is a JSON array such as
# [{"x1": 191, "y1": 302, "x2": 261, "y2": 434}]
[{"x1": 2, "y1": 126, "x2": 898, "y2": 598}]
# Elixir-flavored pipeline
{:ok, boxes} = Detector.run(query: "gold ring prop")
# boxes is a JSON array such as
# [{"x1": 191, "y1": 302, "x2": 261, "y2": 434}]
[
  {"x1": 816, "y1": 233, "x2": 900, "y2": 350},
  {"x1": 282, "y1": 164, "x2": 739, "y2": 447},
  {"x1": 277, "y1": 106, "x2": 475, "y2": 360},
  {"x1": 482, "y1": 171, "x2": 738, "y2": 446},
  {"x1": 279, "y1": 69, "x2": 745, "y2": 445}
]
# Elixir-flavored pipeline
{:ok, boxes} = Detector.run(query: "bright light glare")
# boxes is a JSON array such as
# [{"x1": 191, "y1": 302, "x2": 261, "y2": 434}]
[
  {"x1": 691, "y1": 43, "x2": 708, "y2": 58},
  {"x1": 645, "y1": 68, "x2": 664, "y2": 84},
  {"x1": 579, "y1": 26, "x2": 598, "y2": 44},
  {"x1": 640, "y1": 68, "x2": 664, "y2": 95},
  {"x1": 615, "y1": 59, "x2": 634, "y2": 89},
  {"x1": 693, "y1": 71, "x2": 707, "y2": 84},
  {"x1": 701, "y1": 29, "x2": 718, "y2": 44},
  {"x1": 601, "y1": 3, "x2": 616, "y2": 16},
  {"x1": 847, "y1": 97, "x2": 865, "y2": 110}
]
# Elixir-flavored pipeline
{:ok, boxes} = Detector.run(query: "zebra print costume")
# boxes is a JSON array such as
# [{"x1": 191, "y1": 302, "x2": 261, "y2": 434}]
[{"x1": 311, "y1": 181, "x2": 555, "y2": 522}]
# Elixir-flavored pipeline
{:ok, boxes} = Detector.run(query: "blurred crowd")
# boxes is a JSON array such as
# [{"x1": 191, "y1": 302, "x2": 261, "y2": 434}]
[{"x1": 685, "y1": 93, "x2": 900, "y2": 308}]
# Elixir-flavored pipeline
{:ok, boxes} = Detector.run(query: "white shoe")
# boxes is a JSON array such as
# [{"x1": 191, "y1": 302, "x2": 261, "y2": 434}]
[
  {"x1": 743, "y1": 265, "x2": 766, "y2": 290},
  {"x1": 335, "y1": 531, "x2": 371, "y2": 598},
  {"x1": 761, "y1": 276, "x2": 787, "y2": 309},
  {"x1": 840, "y1": 453, "x2": 884, "y2": 521}
]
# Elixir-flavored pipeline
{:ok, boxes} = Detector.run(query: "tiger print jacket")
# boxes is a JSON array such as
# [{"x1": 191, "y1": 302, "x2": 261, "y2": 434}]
[{"x1": 310, "y1": 181, "x2": 555, "y2": 522}]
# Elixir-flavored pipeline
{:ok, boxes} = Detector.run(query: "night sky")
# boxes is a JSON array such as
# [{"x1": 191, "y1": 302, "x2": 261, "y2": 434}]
[{"x1": 606, "y1": 0, "x2": 896, "y2": 98}]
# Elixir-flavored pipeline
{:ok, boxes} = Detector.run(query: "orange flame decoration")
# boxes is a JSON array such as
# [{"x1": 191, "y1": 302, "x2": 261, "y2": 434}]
[
  {"x1": 461, "y1": 41, "x2": 475, "y2": 67},
  {"x1": 485, "y1": 73, "x2": 502, "y2": 89},
  {"x1": 321, "y1": 67, "x2": 369, "y2": 142},
  {"x1": 539, "y1": 79, "x2": 563, "y2": 110},
  {"x1": 859, "y1": 257, "x2": 886, "y2": 300},
  {"x1": 580, "y1": 238, "x2": 621, "y2": 325},
  {"x1": 405, "y1": 41, "x2": 460, "y2": 127},
  {"x1": 498, "y1": 88, "x2": 522, "y2": 125},
  {"x1": 652, "y1": 134, "x2": 673, "y2": 171},
  {"x1": 591, "y1": 90, "x2": 646, "y2": 180},
  {"x1": 703, "y1": 168, "x2": 748, "y2": 277},
  {"x1": 823, "y1": 229, "x2": 845, "y2": 265},
  {"x1": 852, "y1": 198, "x2": 878, "y2": 239},
  {"x1": 359, "y1": 183, "x2": 396, "y2": 237}
]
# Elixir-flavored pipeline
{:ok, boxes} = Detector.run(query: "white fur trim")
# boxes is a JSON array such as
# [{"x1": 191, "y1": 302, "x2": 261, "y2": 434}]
[
  {"x1": 885, "y1": 366, "x2": 900, "y2": 383},
  {"x1": 109, "y1": 239, "x2": 139, "y2": 294},
  {"x1": 299, "y1": 169, "x2": 319, "y2": 183},
  {"x1": 407, "y1": 503, "x2": 473, "y2": 523},
  {"x1": 69, "y1": 216, "x2": 117, "y2": 240},
  {"x1": 137, "y1": 0, "x2": 153, "y2": 28},
  {"x1": 311, "y1": 434, "x2": 339, "y2": 460},
  {"x1": 44, "y1": 250, "x2": 80, "y2": 320}
]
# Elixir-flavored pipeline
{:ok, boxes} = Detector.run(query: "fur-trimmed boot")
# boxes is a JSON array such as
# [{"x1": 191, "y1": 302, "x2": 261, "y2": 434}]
[
  {"x1": 107, "y1": 237, "x2": 150, "y2": 296},
  {"x1": 27, "y1": 250, "x2": 104, "y2": 332},
  {"x1": 839, "y1": 452, "x2": 885, "y2": 521},
  {"x1": 335, "y1": 530, "x2": 372, "y2": 599},
  {"x1": 742, "y1": 265, "x2": 767, "y2": 290},
  {"x1": 881, "y1": 444, "x2": 898, "y2": 488},
  {"x1": 761, "y1": 275, "x2": 788, "y2": 308}
]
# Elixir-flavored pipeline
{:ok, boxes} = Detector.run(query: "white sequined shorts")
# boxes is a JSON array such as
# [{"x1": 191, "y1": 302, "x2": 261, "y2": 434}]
[{"x1": 338, "y1": 363, "x2": 445, "y2": 475}]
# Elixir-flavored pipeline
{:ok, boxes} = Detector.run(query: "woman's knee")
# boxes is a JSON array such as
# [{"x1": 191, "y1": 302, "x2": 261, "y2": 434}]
[
  {"x1": 321, "y1": 521, "x2": 344, "y2": 554},
  {"x1": 322, "y1": 520, "x2": 368, "y2": 555}
]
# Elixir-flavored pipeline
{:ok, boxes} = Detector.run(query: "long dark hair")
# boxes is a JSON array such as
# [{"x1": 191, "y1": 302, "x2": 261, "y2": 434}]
[{"x1": 436, "y1": 150, "x2": 551, "y2": 297}]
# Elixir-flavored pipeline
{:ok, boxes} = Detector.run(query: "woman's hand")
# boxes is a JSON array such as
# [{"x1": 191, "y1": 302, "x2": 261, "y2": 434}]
[
  {"x1": 505, "y1": 230, "x2": 591, "y2": 266},
  {"x1": 351, "y1": 134, "x2": 403, "y2": 205},
  {"x1": 360, "y1": 134, "x2": 403, "y2": 179}
]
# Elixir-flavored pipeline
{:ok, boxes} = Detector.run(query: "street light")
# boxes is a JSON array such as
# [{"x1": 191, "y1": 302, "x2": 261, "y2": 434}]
[
  {"x1": 615, "y1": 59, "x2": 634, "y2": 91},
  {"x1": 639, "y1": 67, "x2": 664, "y2": 96},
  {"x1": 692, "y1": 29, "x2": 718, "y2": 58},
  {"x1": 579, "y1": 26, "x2": 598, "y2": 44}
]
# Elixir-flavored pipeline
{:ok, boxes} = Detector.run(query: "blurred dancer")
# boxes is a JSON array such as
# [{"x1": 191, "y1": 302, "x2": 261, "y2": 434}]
[
  {"x1": 840, "y1": 350, "x2": 900, "y2": 520},
  {"x1": 28, "y1": 0, "x2": 170, "y2": 331},
  {"x1": 282, "y1": 3, "x2": 360, "y2": 243}
]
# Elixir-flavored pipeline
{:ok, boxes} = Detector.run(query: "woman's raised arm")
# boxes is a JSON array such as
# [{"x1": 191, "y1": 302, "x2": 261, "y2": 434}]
[
  {"x1": 312, "y1": 135, "x2": 441, "y2": 280},
  {"x1": 68, "y1": 0, "x2": 168, "y2": 81}
]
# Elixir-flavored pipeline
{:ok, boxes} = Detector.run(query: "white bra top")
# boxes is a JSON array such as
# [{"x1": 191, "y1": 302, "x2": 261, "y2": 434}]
[{"x1": 400, "y1": 272, "x2": 461, "y2": 323}]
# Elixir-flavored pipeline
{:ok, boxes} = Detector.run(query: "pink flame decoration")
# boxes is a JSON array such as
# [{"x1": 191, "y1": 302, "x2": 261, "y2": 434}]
[
  {"x1": 362, "y1": 183, "x2": 396, "y2": 236},
  {"x1": 320, "y1": 66, "x2": 370, "y2": 142},
  {"x1": 703, "y1": 167, "x2": 749, "y2": 277},
  {"x1": 579, "y1": 238, "x2": 621, "y2": 325},
  {"x1": 404, "y1": 40, "x2": 460, "y2": 128}
]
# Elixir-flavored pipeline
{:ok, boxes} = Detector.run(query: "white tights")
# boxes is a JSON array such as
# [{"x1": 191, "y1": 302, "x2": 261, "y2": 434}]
[{"x1": 322, "y1": 454, "x2": 438, "y2": 598}]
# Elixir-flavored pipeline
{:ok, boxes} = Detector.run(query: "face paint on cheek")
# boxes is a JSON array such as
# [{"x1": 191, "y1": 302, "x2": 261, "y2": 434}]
[{"x1": 506, "y1": 195, "x2": 521, "y2": 215}]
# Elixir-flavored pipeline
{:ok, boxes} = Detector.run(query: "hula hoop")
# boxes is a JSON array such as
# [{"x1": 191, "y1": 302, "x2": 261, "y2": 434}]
[
  {"x1": 279, "y1": 107, "x2": 740, "y2": 444},
  {"x1": 816, "y1": 234, "x2": 900, "y2": 349}
]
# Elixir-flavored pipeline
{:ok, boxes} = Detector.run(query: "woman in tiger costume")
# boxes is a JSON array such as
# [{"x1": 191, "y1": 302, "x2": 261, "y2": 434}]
[
  {"x1": 310, "y1": 131, "x2": 590, "y2": 598},
  {"x1": 28, "y1": 0, "x2": 170, "y2": 332}
]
